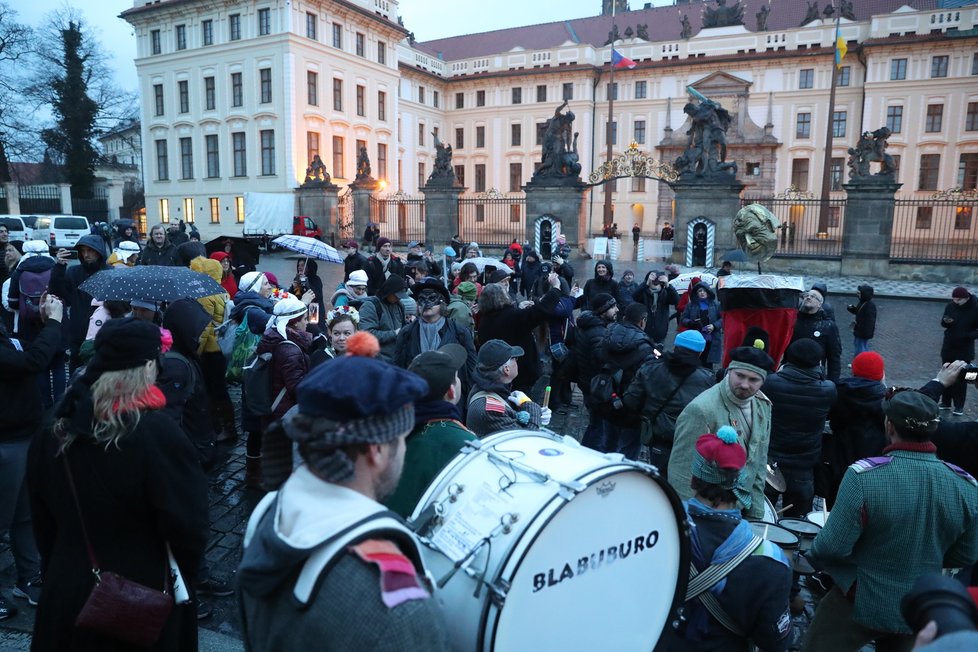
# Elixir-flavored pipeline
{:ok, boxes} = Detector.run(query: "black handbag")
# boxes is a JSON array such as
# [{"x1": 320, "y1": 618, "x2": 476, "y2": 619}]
[{"x1": 63, "y1": 454, "x2": 173, "y2": 647}]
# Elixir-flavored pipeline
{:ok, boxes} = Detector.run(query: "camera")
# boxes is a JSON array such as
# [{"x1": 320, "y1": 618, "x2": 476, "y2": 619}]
[
  {"x1": 540, "y1": 262, "x2": 553, "y2": 275},
  {"x1": 901, "y1": 573, "x2": 978, "y2": 640},
  {"x1": 962, "y1": 363, "x2": 978, "y2": 384}
]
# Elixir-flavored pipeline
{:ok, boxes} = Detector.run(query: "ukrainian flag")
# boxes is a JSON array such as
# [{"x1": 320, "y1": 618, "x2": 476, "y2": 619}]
[{"x1": 835, "y1": 24, "x2": 847, "y2": 68}]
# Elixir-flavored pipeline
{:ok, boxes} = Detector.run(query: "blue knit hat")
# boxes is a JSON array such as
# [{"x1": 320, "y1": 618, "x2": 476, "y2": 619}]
[{"x1": 675, "y1": 330, "x2": 706, "y2": 353}]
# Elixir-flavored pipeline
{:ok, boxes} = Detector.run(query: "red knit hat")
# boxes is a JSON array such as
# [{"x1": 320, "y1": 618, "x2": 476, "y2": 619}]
[
  {"x1": 852, "y1": 351, "x2": 885, "y2": 381},
  {"x1": 694, "y1": 427, "x2": 746, "y2": 473},
  {"x1": 952, "y1": 286, "x2": 970, "y2": 299}
]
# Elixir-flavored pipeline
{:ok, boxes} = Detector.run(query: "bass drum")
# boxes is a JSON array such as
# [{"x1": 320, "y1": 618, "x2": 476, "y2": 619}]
[{"x1": 410, "y1": 430, "x2": 689, "y2": 652}]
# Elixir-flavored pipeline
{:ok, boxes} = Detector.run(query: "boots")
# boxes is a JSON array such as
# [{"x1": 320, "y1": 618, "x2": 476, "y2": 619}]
[
  {"x1": 245, "y1": 455, "x2": 263, "y2": 489},
  {"x1": 215, "y1": 399, "x2": 238, "y2": 444}
]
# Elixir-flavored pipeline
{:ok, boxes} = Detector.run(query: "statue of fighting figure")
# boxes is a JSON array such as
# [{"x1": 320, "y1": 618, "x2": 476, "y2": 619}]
[
  {"x1": 426, "y1": 132, "x2": 459, "y2": 187},
  {"x1": 847, "y1": 127, "x2": 896, "y2": 180},
  {"x1": 531, "y1": 101, "x2": 582, "y2": 182},
  {"x1": 674, "y1": 87, "x2": 737, "y2": 179},
  {"x1": 303, "y1": 154, "x2": 332, "y2": 185}
]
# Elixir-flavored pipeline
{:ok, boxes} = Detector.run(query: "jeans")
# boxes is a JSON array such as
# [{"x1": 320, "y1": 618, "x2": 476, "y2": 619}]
[
  {"x1": 853, "y1": 336, "x2": 870, "y2": 356},
  {"x1": 603, "y1": 423, "x2": 641, "y2": 460},
  {"x1": 803, "y1": 587, "x2": 914, "y2": 652},
  {"x1": 764, "y1": 466, "x2": 814, "y2": 518},
  {"x1": 0, "y1": 439, "x2": 41, "y2": 585}
]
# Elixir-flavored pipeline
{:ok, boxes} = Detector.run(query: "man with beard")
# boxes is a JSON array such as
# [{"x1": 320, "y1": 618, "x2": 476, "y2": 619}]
[
  {"x1": 49, "y1": 235, "x2": 111, "y2": 372},
  {"x1": 138, "y1": 224, "x2": 180, "y2": 266},
  {"x1": 239, "y1": 356, "x2": 449, "y2": 651},
  {"x1": 669, "y1": 346, "x2": 774, "y2": 519},
  {"x1": 624, "y1": 330, "x2": 715, "y2": 478},
  {"x1": 791, "y1": 288, "x2": 842, "y2": 382},
  {"x1": 365, "y1": 237, "x2": 406, "y2": 296},
  {"x1": 393, "y1": 278, "x2": 476, "y2": 391}
]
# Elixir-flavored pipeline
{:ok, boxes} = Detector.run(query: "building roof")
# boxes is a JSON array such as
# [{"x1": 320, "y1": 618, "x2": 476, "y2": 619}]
[{"x1": 419, "y1": 0, "x2": 941, "y2": 61}]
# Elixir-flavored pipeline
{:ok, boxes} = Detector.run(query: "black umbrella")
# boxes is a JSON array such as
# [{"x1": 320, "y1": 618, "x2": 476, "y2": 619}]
[
  {"x1": 79, "y1": 267, "x2": 225, "y2": 302},
  {"x1": 204, "y1": 236, "x2": 260, "y2": 268}
]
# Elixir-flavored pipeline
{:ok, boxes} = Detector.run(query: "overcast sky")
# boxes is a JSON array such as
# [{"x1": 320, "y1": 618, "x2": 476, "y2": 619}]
[{"x1": 11, "y1": 0, "x2": 674, "y2": 92}]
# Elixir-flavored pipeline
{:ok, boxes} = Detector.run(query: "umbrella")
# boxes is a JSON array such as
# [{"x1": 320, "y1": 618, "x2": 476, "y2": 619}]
[
  {"x1": 669, "y1": 272, "x2": 718, "y2": 294},
  {"x1": 720, "y1": 249, "x2": 751, "y2": 263},
  {"x1": 271, "y1": 235, "x2": 343, "y2": 264},
  {"x1": 205, "y1": 235, "x2": 261, "y2": 267},
  {"x1": 465, "y1": 256, "x2": 512, "y2": 274},
  {"x1": 79, "y1": 267, "x2": 225, "y2": 302}
]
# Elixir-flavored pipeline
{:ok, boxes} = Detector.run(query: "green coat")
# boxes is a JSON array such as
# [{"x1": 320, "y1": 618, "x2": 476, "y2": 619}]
[
  {"x1": 385, "y1": 416, "x2": 477, "y2": 518},
  {"x1": 668, "y1": 379, "x2": 773, "y2": 520},
  {"x1": 810, "y1": 448, "x2": 978, "y2": 633}
]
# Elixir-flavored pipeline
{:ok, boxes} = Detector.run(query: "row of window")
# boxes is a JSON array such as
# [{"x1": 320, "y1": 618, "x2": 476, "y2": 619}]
[
  {"x1": 794, "y1": 102, "x2": 978, "y2": 139},
  {"x1": 452, "y1": 82, "x2": 576, "y2": 110},
  {"x1": 151, "y1": 72, "x2": 388, "y2": 121},
  {"x1": 155, "y1": 131, "x2": 276, "y2": 180},
  {"x1": 149, "y1": 9, "x2": 387, "y2": 65},
  {"x1": 158, "y1": 196, "x2": 245, "y2": 225},
  {"x1": 449, "y1": 118, "x2": 648, "y2": 150},
  {"x1": 789, "y1": 153, "x2": 978, "y2": 193}
]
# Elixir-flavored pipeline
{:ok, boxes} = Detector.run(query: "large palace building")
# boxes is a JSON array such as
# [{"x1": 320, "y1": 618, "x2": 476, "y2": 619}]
[{"x1": 121, "y1": 0, "x2": 978, "y2": 242}]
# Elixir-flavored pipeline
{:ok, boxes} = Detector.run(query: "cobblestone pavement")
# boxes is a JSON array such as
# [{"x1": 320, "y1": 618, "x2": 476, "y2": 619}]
[{"x1": 2, "y1": 254, "x2": 974, "y2": 650}]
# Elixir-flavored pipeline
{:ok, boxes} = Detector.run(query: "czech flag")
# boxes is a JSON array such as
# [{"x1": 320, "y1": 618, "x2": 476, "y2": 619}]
[
  {"x1": 612, "y1": 49, "x2": 637, "y2": 69},
  {"x1": 834, "y1": 25, "x2": 847, "y2": 68}
]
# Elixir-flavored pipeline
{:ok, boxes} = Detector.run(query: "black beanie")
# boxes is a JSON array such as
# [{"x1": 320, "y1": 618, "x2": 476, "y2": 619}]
[
  {"x1": 590, "y1": 292, "x2": 617, "y2": 315},
  {"x1": 784, "y1": 338, "x2": 824, "y2": 369},
  {"x1": 93, "y1": 317, "x2": 163, "y2": 371}
]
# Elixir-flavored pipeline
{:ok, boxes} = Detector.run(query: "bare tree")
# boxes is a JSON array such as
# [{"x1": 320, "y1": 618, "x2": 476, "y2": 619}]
[{"x1": 0, "y1": 2, "x2": 36, "y2": 166}]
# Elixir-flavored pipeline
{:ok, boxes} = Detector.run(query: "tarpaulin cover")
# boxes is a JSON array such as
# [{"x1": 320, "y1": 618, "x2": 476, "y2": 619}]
[{"x1": 718, "y1": 276, "x2": 804, "y2": 368}]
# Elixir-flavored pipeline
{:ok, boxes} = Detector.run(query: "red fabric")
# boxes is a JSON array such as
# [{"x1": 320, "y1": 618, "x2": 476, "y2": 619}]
[
  {"x1": 209, "y1": 252, "x2": 238, "y2": 295},
  {"x1": 882, "y1": 441, "x2": 938, "y2": 454},
  {"x1": 852, "y1": 351, "x2": 884, "y2": 381},
  {"x1": 675, "y1": 277, "x2": 701, "y2": 333},
  {"x1": 111, "y1": 385, "x2": 167, "y2": 414},
  {"x1": 695, "y1": 433, "x2": 746, "y2": 471},
  {"x1": 721, "y1": 307, "x2": 797, "y2": 369}
]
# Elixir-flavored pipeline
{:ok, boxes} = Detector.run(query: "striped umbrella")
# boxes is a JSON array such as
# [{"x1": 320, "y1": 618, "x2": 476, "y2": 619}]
[{"x1": 271, "y1": 235, "x2": 343, "y2": 264}]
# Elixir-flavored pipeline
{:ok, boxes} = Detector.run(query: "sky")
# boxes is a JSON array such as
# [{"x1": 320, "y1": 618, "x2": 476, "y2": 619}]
[{"x1": 10, "y1": 0, "x2": 674, "y2": 93}]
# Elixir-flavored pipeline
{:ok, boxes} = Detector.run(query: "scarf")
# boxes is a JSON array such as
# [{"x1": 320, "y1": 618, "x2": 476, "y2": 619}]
[
  {"x1": 380, "y1": 256, "x2": 391, "y2": 279},
  {"x1": 419, "y1": 318, "x2": 444, "y2": 353}
]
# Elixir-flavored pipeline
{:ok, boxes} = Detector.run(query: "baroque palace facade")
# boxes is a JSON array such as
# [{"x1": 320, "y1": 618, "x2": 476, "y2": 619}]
[{"x1": 121, "y1": 0, "x2": 978, "y2": 242}]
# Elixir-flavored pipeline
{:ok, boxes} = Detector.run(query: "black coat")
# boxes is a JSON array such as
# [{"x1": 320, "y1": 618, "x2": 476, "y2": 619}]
[
  {"x1": 138, "y1": 242, "x2": 180, "y2": 267},
  {"x1": 580, "y1": 259, "x2": 621, "y2": 308},
  {"x1": 27, "y1": 411, "x2": 208, "y2": 652},
  {"x1": 790, "y1": 309, "x2": 842, "y2": 382},
  {"x1": 365, "y1": 254, "x2": 406, "y2": 296},
  {"x1": 48, "y1": 235, "x2": 110, "y2": 352},
  {"x1": 762, "y1": 364, "x2": 837, "y2": 470},
  {"x1": 919, "y1": 380, "x2": 978, "y2": 479},
  {"x1": 819, "y1": 376, "x2": 886, "y2": 506},
  {"x1": 0, "y1": 320, "x2": 61, "y2": 443},
  {"x1": 343, "y1": 252, "x2": 369, "y2": 281},
  {"x1": 846, "y1": 285, "x2": 877, "y2": 340},
  {"x1": 940, "y1": 294, "x2": 978, "y2": 362},
  {"x1": 477, "y1": 288, "x2": 560, "y2": 393},
  {"x1": 632, "y1": 274, "x2": 680, "y2": 344},
  {"x1": 393, "y1": 317, "x2": 477, "y2": 390},
  {"x1": 573, "y1": 310, "x2": 610, "y2": 390},
  {"x1": 593, "y1": 321, "x2": 655, "y2": 425}
]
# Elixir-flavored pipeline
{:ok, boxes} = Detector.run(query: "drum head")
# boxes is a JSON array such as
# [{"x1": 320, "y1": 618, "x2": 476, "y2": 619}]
[
  {"x1": 749, "y1": 521, "x2": 799, "y2": 549},
  {"x1": 762, "y1": 497, "x2": 777, "y2": 523},
  {"x1": 778, "y1": 518, "x2": 821, "y2": 539},
  {"x1": 492, "y1": 469, "x2": 683, "y2": 651}
]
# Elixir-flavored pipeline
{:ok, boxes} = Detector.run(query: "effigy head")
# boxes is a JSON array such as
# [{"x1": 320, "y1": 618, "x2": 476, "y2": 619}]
[{"x1": 733, "y1": 204, "x2": 779, "y2": 262}]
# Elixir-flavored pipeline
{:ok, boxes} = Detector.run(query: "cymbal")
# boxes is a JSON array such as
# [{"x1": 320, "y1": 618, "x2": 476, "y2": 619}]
[{"x1": 766, "y1": 463, "x2": 786, "y2": 493}]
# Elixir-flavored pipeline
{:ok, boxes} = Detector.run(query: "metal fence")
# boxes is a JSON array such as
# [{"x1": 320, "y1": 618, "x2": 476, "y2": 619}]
[
  {"x1": 457, "y1": 192, "x2": 526, "y2": 248},
  {"x1": 19, "y1": 185, "x2": 62, "y2": 214},
  {"x1": 741, "y1": 196, "x2": 846, "y2": 258},
  {"x1": 370, "y1": 193, "x2": 424, "y2": 245},
  {"x1": 891, "y1": 199, "x2": 978, "y2": 264},
  {"x1": 72, "y1": 187, "x2": 109, "y2": 223}
]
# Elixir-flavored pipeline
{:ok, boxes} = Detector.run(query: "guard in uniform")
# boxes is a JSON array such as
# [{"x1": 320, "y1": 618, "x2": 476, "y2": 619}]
[
  {"x1": 804, "y1": 390, "x2": 978, "y2": 652},
  {"x1": 238, "y1": 356, "x2": 450, "y2": 651}
]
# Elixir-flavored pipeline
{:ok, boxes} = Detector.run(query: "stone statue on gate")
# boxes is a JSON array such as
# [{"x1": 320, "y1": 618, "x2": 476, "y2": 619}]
[
  {"x1": 674, "y1": 89, "x2": 737, "y2": 180},
  {"x1": 426, "y1": 133, "x2": 460, "y2": 188},
  {"x1": 847, "y1": 127, "x2": 896, "y2": 181},
  {"x1": 302, "y1": 154, "x2": 336, "y2": 188},
  {"x1": 530, "y1": 101, "x2": 582, "y2": 184},
  {"x1": 355, "y1": 145, "x2": 372, "y2": 183}
]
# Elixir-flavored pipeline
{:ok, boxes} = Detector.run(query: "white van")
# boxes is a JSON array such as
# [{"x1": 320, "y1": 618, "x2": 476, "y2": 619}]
[
  {"x1": 34, "y1": 215, "x2": 91, "y2": 253},
  {"x1": 0, "y1": 215, "x2": 32, "y2": 242}
]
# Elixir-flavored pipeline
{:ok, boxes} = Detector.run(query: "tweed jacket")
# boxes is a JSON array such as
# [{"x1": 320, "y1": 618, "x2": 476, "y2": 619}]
[
  {"x1": 810, "y1": 445, "x2": 978, "y2": 633},
  {"x1": 669, "y1": 380, "x2": 773, "y2": 520}
]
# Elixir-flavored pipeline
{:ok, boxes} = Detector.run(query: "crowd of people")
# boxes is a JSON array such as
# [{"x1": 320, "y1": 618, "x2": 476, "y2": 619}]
[{"x1": 1, "y1": 222, "x2": 978, "y2": 651}]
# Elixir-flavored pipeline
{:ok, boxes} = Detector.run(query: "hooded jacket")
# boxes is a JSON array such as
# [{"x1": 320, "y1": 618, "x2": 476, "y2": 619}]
[
  {"x1": 680, "y1": 282, "x2": 723, "y2": 364},
  {"x1": 343, "y1": 250, "x2": 369, "y2": 281},
  {"x1": 573, "y1": 310, "x2": 611, "y2": 389},
  {"x1": 358, "y1": 276, "x2": 407, "y2": 362},
  {"x1": 6, "y1": 254, "x2": 57, "y2": 340},
  {"x1": 208, "y1": 252, "x2": 239, "y2": 296},
  {"x1": 762, "y1": 363, "x2": 837, "y2": 470},
  {"x1": 393, "y1": 317, "x2": 477, "y2": 388},
  {"x1": 940, "y1": 293, "x2": 978, "y2": 362},
  {"x1": 294, "y1": 259, "x2": 325, "y2": 327},
  {"x1": 190, "y1": 256, "x2": 229, "y2": 353},
  {"x1": 230, "y1": 291, "x2": 275, "y2": 335},
  {"x1": 632, "y1": 271, "x2": 680, "y2": 344},
  {"x1": 519, "y1": 250, "x2": 543, "y2": 298},
  {"x1": 49, "y1": 234, "x2": 110, "y2": 351},
  {"x1": 821, "y1": 376, "x2": 887, "y2": 507},
  {"x1": 593, "y1": 321, "x2": 655, "y2": 426},
  {"x1": 238, "y1": 467, "x2": 449, "y2": 651},
  {"x1": 580, "y1": 259, "x2": 620, "y2": 308},
  {"x1": 846, "y1": 284, "x2": 877, "y2": 340}
]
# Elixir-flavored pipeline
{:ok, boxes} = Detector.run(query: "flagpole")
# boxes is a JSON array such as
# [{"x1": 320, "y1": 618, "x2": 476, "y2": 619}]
[
  {"x1": 817, "y1": 3, "x2": 842, "y2": 235},
  {"x1": 603, "y1": 3, "x2": 616, "y2": 232}
]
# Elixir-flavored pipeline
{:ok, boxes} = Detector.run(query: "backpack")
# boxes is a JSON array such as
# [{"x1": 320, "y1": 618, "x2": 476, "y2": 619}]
[
  {"x1": 18, "y1": 267, "x2": 53, "y2": 338},
  {"x1": 589, "y1": 363, "x2": 625, "y2": 415},
  {"x1": 226, "y1": 320, "x2": 261, "y2": 384},
  {"x1": 243, "y1": 340, "x2": 300, "y2": 416}
]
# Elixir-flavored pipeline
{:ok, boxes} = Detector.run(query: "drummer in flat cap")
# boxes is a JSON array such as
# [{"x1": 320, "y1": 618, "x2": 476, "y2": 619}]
[
  {"x1": 803, "y1": 390, "x2": 978, "y2": 651},
  {"x1": 670, "y1": 346, "x2": 775, "y2": 519},
  {"x1": 675, "y1": 427, "x2": 792, "y2": 652},
  {"x1": 466, "y1": 339, "x2": 552, "y2": 438},
  {"x1": 238, "y1": 356, "x2": 449, "y2": 651}
]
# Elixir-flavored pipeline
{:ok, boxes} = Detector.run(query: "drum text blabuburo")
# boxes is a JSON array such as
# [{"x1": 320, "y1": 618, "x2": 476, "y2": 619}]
[{"x1": 532, "y1": 529, "x2": 661, "y2": 592}]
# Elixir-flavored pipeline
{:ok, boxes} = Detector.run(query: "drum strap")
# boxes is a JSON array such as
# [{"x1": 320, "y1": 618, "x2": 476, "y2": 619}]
[{"x1": 685, "y1": 534, "x2": 762, "y2": 637}]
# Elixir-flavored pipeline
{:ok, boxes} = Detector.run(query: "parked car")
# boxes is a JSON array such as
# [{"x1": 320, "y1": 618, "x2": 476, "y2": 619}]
[
  {"x1": 33, "y1": 214, "x2": 91, "y2": 253},
  {"x1": 0, "y1": 215, "x2": 32, "y2": 242}
]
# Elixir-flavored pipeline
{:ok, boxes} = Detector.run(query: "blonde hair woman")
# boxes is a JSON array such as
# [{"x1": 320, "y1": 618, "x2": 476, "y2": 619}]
[{"x1": 27, "y1": 318, "x2": 208, "y2": 651}]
